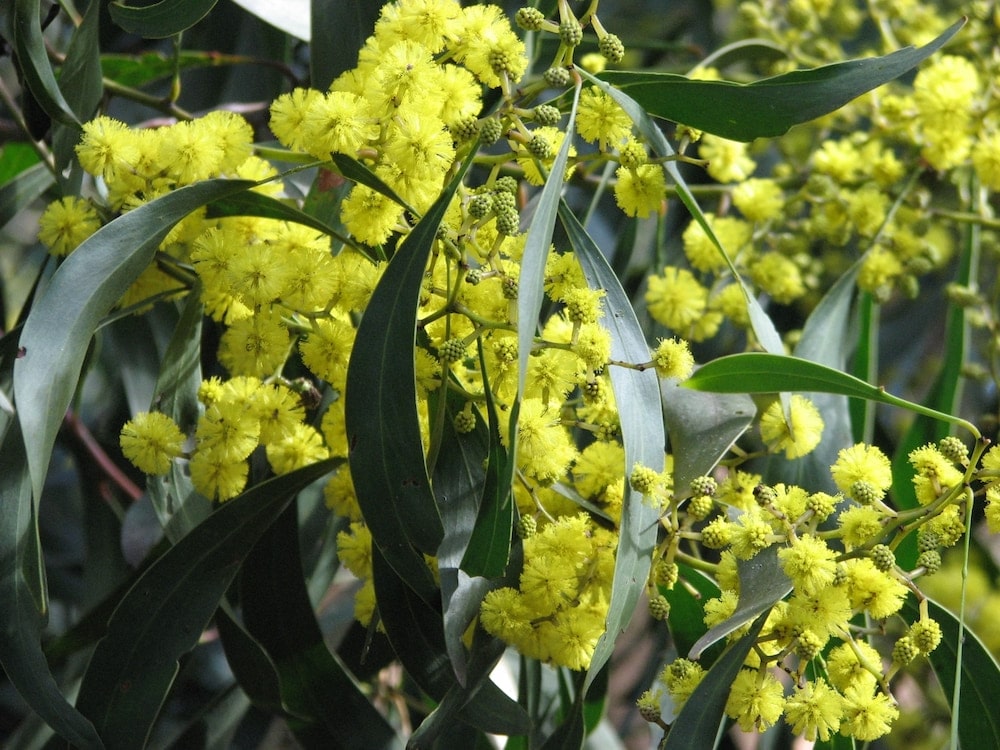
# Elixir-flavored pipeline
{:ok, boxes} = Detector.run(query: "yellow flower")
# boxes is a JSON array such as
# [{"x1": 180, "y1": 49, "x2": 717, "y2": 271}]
[
  {"x1": 698, "y1": 134, "x2": 756, "y2": 183},
  {"x1": 751, "y1": 252, "x2": 806, "y2": 305},
  {"x1": 682, "y1": 214, "x2": 751, "y2": 272},
  {"x1": 575, "y1": 86, "x2": 632, "y2": 151},
  {"x1": 336, "y1": 521, "x2": 373, "y2": 577},
  {"x1": 76, "y1": 116, "x2": 140, "y2": 181},
  {"x1": 972, "y1": 132, "x2": 1000, "y2": 191},
  {"x1": 660, "y1": 658, "x2": 706, "y2": 710},
  {"x1": 614, "y1": 164, "x2": 666, "y2": 218},
  {"x1": 830, "y1": 443, "x2": 892, "y2": 497},
  {"x1": 298, "y1": 315, "x2": 356, "y2": 390},
  {"x1": 37, "y1": 197, "x2": 101, "y2": 257},
  {"x1": 732, "y1": 178, "x2": 784, "y2": 222},
  {"x1": 651, "y1": 337, "x2": 694, "y2": 380},
  {"x1": 217, "y1": 309, "x2": 291, "y2": 378},
  {"x1": 724, "y1": 669, "x2": 784, "y2": 733},
  {"x1": 784, "y1": 678, "x2": 845, "y2": 742},
  {"x1": 759, "y1": 395, "x2": 824, "y2": 459},
  {"x1": 843, "y1": 558, "x2": 907, "y2": 619},
  {"x1": 269, "y1": 88, "x2": 325, "y2": 152},
  {"x1": 119, "y1": 411, "x2": 186, "y2": 475},
  {"x1": 645, "y1": 266, "x2": 709, "y2": 333},
  {"x1": 840, "y1": 685, "x2": 899, "y2": 741},
  {"x1": 778, "y1": 534, "x2": 837, "y2": 595},
  {"x1": 189, "y1": 452, "x2": 248, "y2": 501},
  {"x1": 265, "y1": 423, "x2": 329, "y2": 474}
]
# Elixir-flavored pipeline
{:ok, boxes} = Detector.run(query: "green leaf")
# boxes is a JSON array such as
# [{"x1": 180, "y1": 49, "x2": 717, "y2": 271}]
[
  {"x1": 109, "y1": 0, "x2": 220, "y2": 38},
  {"x1": 558, "y1": 204, "x2": 665, "y2": 694},
  {"x1": 901, "y1": 595, "x2": 1000, "y2": 748},
  {"x1": 682, "y1": 352, "x2": 979, "y2": 437},
  {"x1": 661, "y1": 380, "x2": 754, "y2": 494},
  {"x1": 0, "y1": 141, "x2": 42, "y2": 184},
  {"x1": 689, "y1": 546, "x2": 791, "y2": 659},
  {"x1": 577, "y1": 68, "x2": 785, "y2": 357},
  {"x1": 345, "y1": 162, "x2": 474, "y2": 599},
  {"x1": 460, "y1": 346, "x2": 514, "y2": 579},
  {"x1": 665, "y1": 611, "x2": 769, "y2": 747},
  {"x1": 330, "y1": 153, "x2": 415, "y2": 215},
  {"x1": 52, "y1": 0, "x2": 103, "y2": 172},
  {"x1": 663, "y1": 564, "x2": 721, "y2": 661},
  {"x1": 75, "y1": 458, "x2": 338, "y2": 750},
  {"x1": 13, "y1": 0, "x2": 80, "y2": 126},
  {"x1": 204, "y1": 188, "x2": 365, "y2": 257},
  {"x1": 0, "y1": 161, "x2": 53, "y2": 230},
  {"x1": 240, "y1": 501, "x2": 402, "y2": 750},
  {"x1": 101, "y1": 51, "x2": 230, "y2": 88},
  {"x1": 599, "y1": 19, "x2": 964, "y2": 142},
  {"x1": 215, "y1": 605, "x2": 284, "y2": 714},
  {"x1": 13, "y1": 178, "x2": 256, "y2": 508},
  {"x1": 0, "y1": 419, "x2": 104, "y2": 750}
]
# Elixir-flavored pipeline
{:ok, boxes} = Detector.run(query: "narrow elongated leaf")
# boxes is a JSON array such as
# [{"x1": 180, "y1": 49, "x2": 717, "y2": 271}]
[
  {"x1": 664, "y1": 564, "x2": 721, "y2": 662},
  {"x1": 14, "y1": 179, "x2": 256, "y2": 508},
  {"x1": 689, "y1": 546, "x2": 791, "y2": 658},
  {"x1": 52, "y1": 0, "x2": 102, "y2": 171},
  {"x1": 310, "y1": 0, "x2": 385, "y2": 89},
  {"x1": 109, "y1": 0, "x2": 219, "y2": 38},
  {"x1": 13, "y1": 0, "x2": 79, "y2": 126},
  {"x1": 0, "y1": 161, "x2": 53, "y2": 229},
  {"x1": 0, "y1": 419, "x2": 103, "y2": 750},
  {"x1": 901, "y1": 595, "x2": 1000, "y2": 749},
  {"x1": 665, "y1": 612, "x2": 769, "y2": 748},
  {"x1": 345, "y1": 155, "x2": 476, "y2": 601},
  {"x1": 75, "y1": 458, "x2": 337, "y2": 750},
  {"x1": 683, "y1": 352, "x2": 978, "y2": 436},
  {"x1": 204, "y1": 188, "x2": 364, "y2": 255},
  {"x1": 661, "y1": 380, "x2": 754, "y2": 494},
  {"x1": 599, "y1": 19, "x2": 964, "y2": 142},
  {"x1": 577, "y1": 68, "x2": 785, "y2": 357},
  {"x1": 558, "y1": 204, "x2": 665, "y2": 694},
  {"x1": 330, "y1": 153, "x2": 415, "y2": 214},
  {"x1": 240, "y1": 502, "x2": 401, "y2": 750}
]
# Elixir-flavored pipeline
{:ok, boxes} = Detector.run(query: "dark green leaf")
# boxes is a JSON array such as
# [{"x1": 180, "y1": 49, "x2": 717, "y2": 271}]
[
  {"x1": 215, "y1": 605, "x2": 283, "y2": 714},
  {"x1": 460, "y1": 346, "x2": 514, "y2": 579},
  {"x1": 309, "y1": 0, "x2": 385, "y2": 89},
  {"x1": 664, "y1": 564, "x2": 721, "y2": 661},
  {"x1": 901, "y1": 595, "x2": 1000, "y2": 749},
  {"x1": 13, "y1": 0, "x2": 80, "y2": 126},
  {"x1": 665, "y1": 611, "x2": 769, "y2": 747},
  {"x1": 0, "y1": 161, "x2": 53, "y2": 230},
  {"x1": 371, "y1": 548, "x2": 526, "y2": 735},
  {"x1": 682, "y1": 352, "x2": 977, "y2": 436},
  {"x1": 345, "y1": 165, "x2": 474, "y2": 599},
  {"x1": 689, "y1": 546, "x2": 791, "y2": 659},
  {"x1": 240, "y1": 502, "x2": 401, "y2": 750},
  {"x1": 75, "y1": 458, "x2": 338, "y2": 750},
  {"x1": 661, "y1": 380, "x2": 754, "y2": 494},
  {"x1": 330, "y1": 153, "x2": 415, "y2": 214},
  {"x1": 599, "y1": 19, "x2": 964, "y2": 141},
  {"x1": 0, "y1": 419, "x2": 104, "y2": 750},
  {"x1": 205, "y1": 188, "x2": 365, "y2": 256},
  {"x1": 109, "y1": 0, "x2": 219, "y2": 38},
  {"x1": 558, "y1": 204, "x2": 665, "y2": 694},
  {"x1": 52, "y1": 0, "x2": 102, "y2": 171},
  {"x1": 577, "y1": 68, "x2": 785, "y2": 356},
  {"x1": 13, "y1": 179, "x2": 256, "y2": 506}
]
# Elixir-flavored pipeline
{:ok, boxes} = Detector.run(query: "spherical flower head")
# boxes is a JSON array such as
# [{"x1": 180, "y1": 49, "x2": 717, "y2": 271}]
[
  {"x1": 217, "y1": 309, "x2": 291, "y2": 378},
  {"x1": 701, "y1": 517, "x2": 733, "y2": 549},
  {"x1": 830, "y1": 443, "x2": 892, "y2": 497},
  {"x1": 751, "y1": 252, "x2": 806, "y2": 305},
  {"x1": 759, "y1": 395, "x2": 824, "y2": 459},
  {"x1": 698, "y1": 134, "x2": 756, "y2": 183},
  {"x1": 908, "y1": 617, "x2": 942, "y2": 654},
  {"x1": 576, "y1": 87, "x2": 632, "y2": 151},
  {"x1": 651, "y1": 337, "x2": 694, "y2": 380},
  {"x1": 302, "y1": 91, "x2": 379, "y2": 160},
  {"x1": 660, "y1": 658, "x2": 706, "y2": 709},
  {"x1": 724, "y1": 669, "x2": 784, "y2": 733},
  {"x1": 636, "y1": 688, "x2": 663, "y2": 723},
  {"x1": 341, "y1": 183, "x2": 404, "y2": 247},
  {"x1": 515, "y1": 126, "x2": 575, "y2": 186},
  {"x1": 269, "y1": 88, "x2": 324, "y2": 151},
  {"x1": 840, "y1": 685, "x2": 898, "y2": 741},
  {"x1": 549, "y1": 606, "x2": 606, "y2": 670},
  {"x1": 629, "y1": 463, "x2": 663, "y2": 496},
  {"x1": 908, "y1": 443, "x2": 965, "y2": 505},
  {"x1": 265, "y1": 422, "x2": 329, "y2": 474},
  {"x1": 913, "y1": 55, "x2": 980, "y2": 126},
  {"x1": 37, "y1": 197, "x2": 102, "y2": 257},
  {"x1": 499, "y1": 397, "x2": 577, "y2": 484},
  {"x1": 189, "y1": 452, "x2": 248, "y2": 502},
  {"x1": 451, "y1": 5, "x2": 527, "y2": 87},
  {"x1": 560, "y1": 286, "x2": 604, "y2": 325},
  {"x1": 778, "y1": 534, "x2": 837, "y2": 595},
  {"x1": 614, "y1": 164, "x2": 666, "y2": 218},
  {"x1": 336, "y1": 521, "x2": 373, "y2": 577},
  {"x1": 730, "y1": 510, "x2": 775, "y2": 560},
  {"x1": 986, "y1": 486, "x2": 1000, "y2": 534},
  {"x1": 120, "y1": 411, "x2": 186, "y2": 475},
  {"x1": 731, "y1": 178, "x2": 785, "y2": 222},
  {"x1": 972, "y1": 131, "x2": 1000, "y2": 191},
  {"x1": 645, "y1": 266, "x2": 709, "y2": 333},
  {"x1": 572, "y1": 324, "x2": 612, "y2": 370},
  {"x1": 682, "y1": 214, "x2": 750, "y2": 273},
  {"x1": 76, "y1": 116, "x2": 141, "y2": 181},
  {"x1": 826, "y1": 640, "x2": 882, "y2": 694},
  {"x1": 375, "y1": 0, "x2": 462, "y2": 53},
  {"x1": 784, "y1": 678, "x2": 845, "y2": 742},
  {"x1": 843, "y1": 558, "x2": 907, "y2": 619}
]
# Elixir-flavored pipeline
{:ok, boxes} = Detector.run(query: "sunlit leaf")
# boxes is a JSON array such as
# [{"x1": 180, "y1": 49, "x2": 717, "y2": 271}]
[
  {"x1": 75, "y1": 458, "x2": 337, "y2": 750},
  {"x1": 689, "y1": 546, "x2": 791, "y2": 659},
  {"x1": 599, "y1": 19, "x2": 964, "y2": 141},
  {"x1": 14, "y1": 179, "x2": 256, "y2": 508},
  {"x1": 664, "y1": 564, "x2": 721, "y2": 661},
  {"x1": 109, "y1": 0, "x2": 219, "y2": 38},
  {"x1": 558, "y1": 204, "x2": 665, "y2": 694}
]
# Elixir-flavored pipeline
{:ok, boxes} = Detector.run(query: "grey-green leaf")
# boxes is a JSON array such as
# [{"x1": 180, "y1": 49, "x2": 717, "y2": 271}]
[{"x1": 599, "y1": 19, "x2": 964, "y2": 142}]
